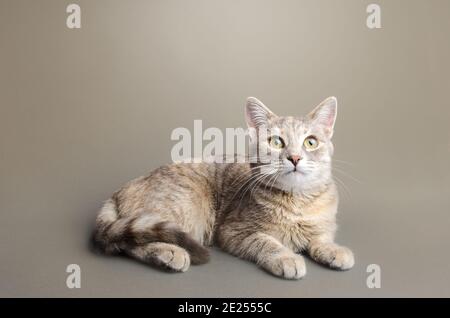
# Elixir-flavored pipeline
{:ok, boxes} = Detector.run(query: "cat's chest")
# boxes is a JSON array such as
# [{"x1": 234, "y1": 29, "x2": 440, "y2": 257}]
[
  {"x1": 269, "y1": 215, "x2": 320, "y2": 252},
  {"x1": 267, "y1": 205, "x2": 335, "y2": 252}
]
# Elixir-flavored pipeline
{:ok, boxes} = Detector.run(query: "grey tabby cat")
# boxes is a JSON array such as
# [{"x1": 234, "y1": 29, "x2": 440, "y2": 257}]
[{"x1": 93, "y1": 96, "x2": 354, "y2": 279}]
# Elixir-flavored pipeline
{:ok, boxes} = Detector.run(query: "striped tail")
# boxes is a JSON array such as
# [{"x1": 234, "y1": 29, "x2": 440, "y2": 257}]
[{"x1": 93, "y1": 198, "x2": 210, "y2": 265}]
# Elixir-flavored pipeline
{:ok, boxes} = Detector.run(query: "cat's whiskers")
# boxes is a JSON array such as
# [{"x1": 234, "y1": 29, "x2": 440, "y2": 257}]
[
  {"x1": 251, "y1": 163, "x2": 286, "y2": 198},
  {"x1": 229, "y1": 165, "x2": 265, "y2": 187},
  {"x1": 236, "y1": 162, "x2": 284, "y2": 206},
  {"x1": 333, "y1": 175, "x2": 352, "y2": 199},
  {"x1": 331, "y1": 165, "x2": 363, "y2": 184},
  {"x1": 267, "y1": 170, "x2": 282, "y2": 193},
  {"x1": 249, "y1": 174, "x2": 271, "y2": 200},
  {"x1": 333, "y1": 158, "x2": 355, "y2": 166},
  {"x1": 231, "y1": 169, "x2": 272, "y2": 203},
  {"x1": 230, "y1": 160, "x2": 284, "y2": 197},
  {"x1": 237, "y1": 172, "x2": 274, "y2": 209},
  {"x1": 253, "y1": 169, "x2": 278, "y2": 197}
]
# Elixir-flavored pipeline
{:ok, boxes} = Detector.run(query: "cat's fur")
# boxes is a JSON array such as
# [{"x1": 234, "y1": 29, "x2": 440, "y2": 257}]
[{"x1": 93, "y1": 97, "x2": 354, "y2": 279}]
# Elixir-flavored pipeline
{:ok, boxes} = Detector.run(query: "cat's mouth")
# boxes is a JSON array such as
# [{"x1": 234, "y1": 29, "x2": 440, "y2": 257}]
[
  {"x1": 284, "y1": 168, "x2": 306, "y2": 176},
  {"x1": 291, "y1": 166, "x2": 310, "y2": 175}
]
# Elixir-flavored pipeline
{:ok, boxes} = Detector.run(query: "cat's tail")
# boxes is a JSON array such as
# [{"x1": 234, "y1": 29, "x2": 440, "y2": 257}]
[{"x1": 92, "y1": 198, "x2": 210, "y2": 264}]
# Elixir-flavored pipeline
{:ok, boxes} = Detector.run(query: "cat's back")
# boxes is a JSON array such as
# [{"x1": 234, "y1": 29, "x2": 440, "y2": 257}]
[{"x1": 114, "y1": 162, "x2": 218, "y2": 217}]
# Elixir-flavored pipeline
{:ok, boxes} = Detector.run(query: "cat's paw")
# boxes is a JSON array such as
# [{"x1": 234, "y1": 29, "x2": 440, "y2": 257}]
[
  {"x1": 310, "y1": 243, "x2": 354, "y2": 270},
  {"x1": 264, "y1": 253, "x2": 307, "y2": 280},
  {"x1": 330, "y1": 246, "x2": 354, "y2": 270},
  {"x1": 154, "y1": 245, "x2": 191, "y2": 272}
]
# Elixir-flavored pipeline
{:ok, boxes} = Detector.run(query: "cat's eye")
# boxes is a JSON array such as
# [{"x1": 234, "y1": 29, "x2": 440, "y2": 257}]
[
  {"x1": 303, "y1": 136, "x2": 319, "y2": 150},
  {"x1": 268, "y1": 136, "x2": 285, "y2": 149}
]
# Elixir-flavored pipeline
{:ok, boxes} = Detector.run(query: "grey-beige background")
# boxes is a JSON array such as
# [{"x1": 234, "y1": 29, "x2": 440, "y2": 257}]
[{"x1": 1, "y1": 0, "x2": 449, "y2": 297}]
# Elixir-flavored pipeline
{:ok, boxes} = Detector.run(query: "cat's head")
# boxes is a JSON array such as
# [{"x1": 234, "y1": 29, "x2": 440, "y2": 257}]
[{"x1": 245, "y1": 96, "x2": 337, "y2": 193}]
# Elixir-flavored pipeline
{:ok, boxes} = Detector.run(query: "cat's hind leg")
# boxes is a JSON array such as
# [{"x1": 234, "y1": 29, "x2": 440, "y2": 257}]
[
  {"x1": 127, "y1": 218, "x2": 210, "y2": 265},
  {"x1": 127, "y1": 242, "x2": 190, "y2": 272},
  {"x1": 93, "y1": 199, "x2": 210, "y2": 269}
]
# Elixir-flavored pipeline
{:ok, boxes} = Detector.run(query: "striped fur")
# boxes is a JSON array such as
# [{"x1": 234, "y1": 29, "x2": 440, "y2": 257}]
[{"x1": 93, "y1": 97, "x2": 354, "y2": 278}]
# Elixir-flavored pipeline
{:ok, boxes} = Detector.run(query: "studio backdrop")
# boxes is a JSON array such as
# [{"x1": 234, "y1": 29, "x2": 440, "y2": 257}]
[{"x1": 1, "y1": 0, "x2": 449, "y2": 297}]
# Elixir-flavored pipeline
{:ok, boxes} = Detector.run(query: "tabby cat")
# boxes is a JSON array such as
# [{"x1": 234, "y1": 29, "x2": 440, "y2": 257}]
[{"x1": 93, "y1": 96, "x2": 354, "y2": 279}]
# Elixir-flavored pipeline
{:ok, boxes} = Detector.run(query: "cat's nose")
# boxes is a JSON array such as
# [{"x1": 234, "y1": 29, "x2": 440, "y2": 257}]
[{"x1": 287, "y1": 155, "x2": 302, "y2": 166}]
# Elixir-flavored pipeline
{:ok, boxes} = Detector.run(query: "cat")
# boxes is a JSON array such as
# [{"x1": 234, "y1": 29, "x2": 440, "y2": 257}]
[{"x1": 93, "y1": 96, "x2": 354, "y2": 279}]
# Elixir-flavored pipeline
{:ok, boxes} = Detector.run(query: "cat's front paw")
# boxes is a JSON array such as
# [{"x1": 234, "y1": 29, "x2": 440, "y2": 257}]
[
  {"x1": 263, "y1": 253, "x2": 307, "y2": 280},
  {"x1": 310, "y1": 243, "x2": 354, "y2": 270},
  {"x1": 331, "y1": 246, "x2": 354, "y2": 270}
]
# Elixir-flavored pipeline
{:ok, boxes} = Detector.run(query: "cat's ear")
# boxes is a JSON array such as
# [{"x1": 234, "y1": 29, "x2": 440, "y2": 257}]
[
  {"x1": 307, "y1": 96, "x2": 337, "y2": 138},
  {"x1": 245, "y1": 97, "x2": 276, "y2": 128}
]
